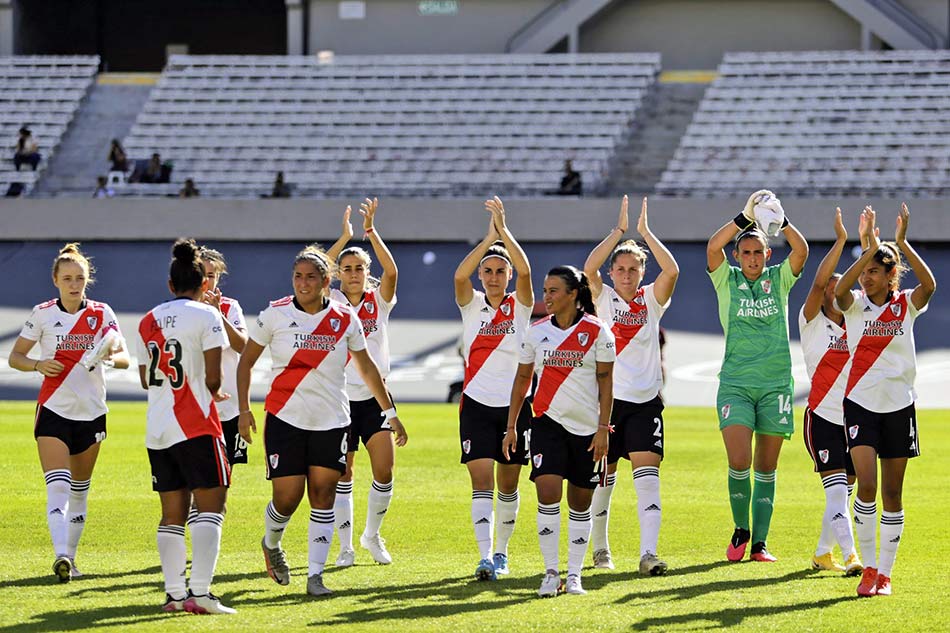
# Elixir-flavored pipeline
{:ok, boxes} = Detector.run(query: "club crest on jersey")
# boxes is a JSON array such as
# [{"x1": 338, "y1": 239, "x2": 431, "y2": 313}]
[
  {"x1": 462, "y1": 439, "x2": 471, "y2": 454},
  {"x1": 269, "y1": 453, "x2": 280, "y2": 469},
  {"x1": 86, "y1": 316, "x2": 98, "y2": 330},
  {"x1": 721, "y1": 404, "x2": 731, "y2": 419},
  {"x1": 761, "y1": 279, "x2": 772, "y2": 294},
  {"x1": 890, "y1": 303, "x2": 901, "y2": 317},
  {"x1": 330, "y1": 318, "x2": 341, "y2": 332},
  {"x1": 849, "y1": 425, "x2": 859, "y2": 439},
  {"x1": 365, "y1": 302, "x2": 375, "y2": 315},
  {"x1": 533, "y1": 453, "x2": 543, "y2": 468},
  {"x1": 577, "y1": 332, "x2": 589, "y2": 346},
  {"x1": 633, "y1": 295, "x2": 645, "y2": 306},
  {"x1": 500, "y1": 302, "x2": 510, "y2": 316},
  {"x1": 819, "y1": 449, "x2": 829, "y2": 464}
]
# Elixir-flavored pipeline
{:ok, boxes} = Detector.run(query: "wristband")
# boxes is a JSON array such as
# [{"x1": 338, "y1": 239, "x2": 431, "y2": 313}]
[
  {"x1": 613, "y1": 227, "x2": 624, "y2": 234},
  {"x1": 381, "y1": 407, "x2": 397, "y2": 420},
  {"x1": 733, "y1": 213, "x2": 754, "y2": 231},
  {"x1": 780, "y1": 216, "x2": 789, "y2": 229},
  {"x1": 365, "y1": 227, "x2": 375, "y2": 235}
]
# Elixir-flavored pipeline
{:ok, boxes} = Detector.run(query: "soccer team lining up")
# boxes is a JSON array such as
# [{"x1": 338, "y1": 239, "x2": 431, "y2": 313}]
[{"x1": 7, "y1": 193, "x2": 935, "y2": 613}]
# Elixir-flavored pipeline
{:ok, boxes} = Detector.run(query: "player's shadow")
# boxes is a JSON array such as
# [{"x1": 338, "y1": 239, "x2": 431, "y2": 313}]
[
  {"x1": 0, "y1": 603, "x2": 171, "y2": 632},
  {"x1": 629, "y1": 595, "x2": 854, "y2": 630},
  {"x1": 609, "y1": 568, "x2": 814, "y2": 605},
  {"x1": 0, "y1": 565, "x2": 163, "y2": 590}
]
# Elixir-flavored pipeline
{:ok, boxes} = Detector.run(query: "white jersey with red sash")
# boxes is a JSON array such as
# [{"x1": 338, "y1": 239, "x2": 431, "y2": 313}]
[
  {"x1": 838, "y1": 289, "x2": 926, "y2": 413},
  {"x1": 798, "y1": 306, "x2": 850, "y2": 425},
  {"x1": 250, "y1": 296, "x2": 366, "y2": 431},
  {"x1": 215, "y1": 296, "x2": 247, "y2": 420},
  {"x1": 520, "y1": 313, "x2": 616, "y2": 435},
  {"x1": 135, "y1": 298, "x2": 228, "y2": 450},
  {"x1": 459, "y1": 290, "x2": 532, "y2": 407},
  {"x1": 330, "y1": 287, "x2": 395, "y2": 401},
  {"x1": 20, "y1": 298, "x2": 121, "y2": 421},
  {"x1": 595, "y1": 284, "x2": 667, "y2": 404}
]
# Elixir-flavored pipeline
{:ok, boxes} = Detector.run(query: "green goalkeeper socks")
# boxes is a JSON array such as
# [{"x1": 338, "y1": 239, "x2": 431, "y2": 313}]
[
  {"x1": 727, "y1": 468, "x2": 751, "y2": 529},
  {"x1": 751, "y1": 470, "x2": 777, "y2": 544}
]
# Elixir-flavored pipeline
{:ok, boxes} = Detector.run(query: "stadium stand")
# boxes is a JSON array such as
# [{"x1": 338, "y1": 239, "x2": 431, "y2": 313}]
[
  {"x1": 0, "y1": 56, "x2": 99, "y2": 196},
  {"x1": 656, "y1": 50, "x2": 950, "y2": 198},
  {"x1": 120, "y1": 53, "x2": 660, "y2": 198}
]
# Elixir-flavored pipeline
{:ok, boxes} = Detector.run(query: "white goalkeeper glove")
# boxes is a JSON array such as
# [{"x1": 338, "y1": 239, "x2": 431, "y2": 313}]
[
  {"x1": 753, "y1": 193, "x2": 786, "y2": 237},
  {"x1": 734, "y1": 189, "x2": 773, "y2": 229}
]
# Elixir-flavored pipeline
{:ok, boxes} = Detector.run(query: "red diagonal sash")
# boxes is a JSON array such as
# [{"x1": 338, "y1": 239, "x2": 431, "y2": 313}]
[
  {"x1": 463, "y1": 294, "x2": 517, "y2": 391},
  {"x1": 611, "y1": 287, "x2": 648, "y2": 355},
  {"x1": 808, "y1": 329, "x2": 849, "y2": 411},
  {"x1": 846, "y1": 293, "x2": 908, "y2": 396},
  {"x1": 532, "y1": 318, "x2": 601, "y2": 418},
  {"x1": 38, "y1": 305, "x2": 103, "y2": 406},
  {"x1": 266, "y1": 307, "x2": 351, "y2": 416}
]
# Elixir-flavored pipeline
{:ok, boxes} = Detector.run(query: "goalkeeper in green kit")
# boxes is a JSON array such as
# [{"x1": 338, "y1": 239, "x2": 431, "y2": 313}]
[{"x1": 706, "y1": 190, "x2": 808, "y2": 562}]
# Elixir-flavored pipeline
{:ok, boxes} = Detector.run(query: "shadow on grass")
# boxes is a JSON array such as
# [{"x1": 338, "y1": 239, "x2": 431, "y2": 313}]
[
  {"x1": 0, "y1": 566, "x2": 162, "y2": 590},
  {"x1": 630, "y1": 595, "x2": 856, "y2": 630},
  {"x1": 611, "y1": 568, "x2": 816, "y2": 604}
]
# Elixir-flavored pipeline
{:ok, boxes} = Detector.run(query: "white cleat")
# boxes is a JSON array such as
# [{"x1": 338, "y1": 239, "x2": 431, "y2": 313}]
[
  {"x1": 52, "y1": 556, "x2": 72, "y2": 583},
  {"x1": 336, "y1": 548, "x2": 356, "y2": 568},
  {"x1": 162, "y1": 593, "x2": 186, "y2": 613},
  {"x1": 592, "y1": 548, "x2": 614, "y2": 570},
  {"x1": 538, "y1": 570, "x2": 562, "y2": 598},
  {"x1": 564, "y1": 574, "x2": 587, "y2": 595},
  {"x1": 307, "y1": 574, "x2": 333, "y2": 597},
  {"x1": 68, "y1": 558, "x2": 83, "y2": 579},
  {"x1": 360, "y1": 533, "x2": 392, "y2": 565},
  {"x1": 639, "y1": 552, "x2": 668, "y2": 576},
  {"x1": 182, "y1": 592, "x2": 236, "y2": 615}
]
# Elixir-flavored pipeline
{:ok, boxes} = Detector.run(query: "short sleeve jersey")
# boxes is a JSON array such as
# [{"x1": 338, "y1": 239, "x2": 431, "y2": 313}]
[
  {"x1": 798, "y1": 307, "x2": 850, "y2": 425},
  {"x1": 215, "y1": 296, "x2": 247, "y2": 421},
  {"x1": 459, "y1": 291, "x2": 533, "y2": 408},
  {"x1": 135, "y1": 298, "x2": 228, "y2": 450},
  {"x1": 595, "y1": 283, "x2": 668, "y2": 403},
  {"x1": 709, "y1": 258, "x2": 799, "y2": 388},
  {"x1": 20, "y1": 298, "x2": 122, "y2": 421},
  {"x1": 520, "y1": 313, "x2": 616, "y2": 435},
  {"x1": 329, "y1": 287, "x2": 396, "y2": 402},
  {"x1": 249, "y1": 296, "x2": 366, "y2": 431},
  {"x1": 837, "y1": 289, "x2": 926, "y2": 413}
]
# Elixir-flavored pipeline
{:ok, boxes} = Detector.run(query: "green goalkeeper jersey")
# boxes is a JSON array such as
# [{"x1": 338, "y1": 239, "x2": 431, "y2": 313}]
[{"x1": 708, "y1": 258, "x2": 799, "y2": 388}]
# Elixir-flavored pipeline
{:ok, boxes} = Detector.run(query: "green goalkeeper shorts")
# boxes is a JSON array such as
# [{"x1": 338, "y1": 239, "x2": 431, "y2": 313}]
[{"x1": 716, "y1": 380, "x2": 794, "y2": 439}]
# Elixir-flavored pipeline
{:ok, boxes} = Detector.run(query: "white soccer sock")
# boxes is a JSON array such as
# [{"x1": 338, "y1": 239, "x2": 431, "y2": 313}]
[
  {"x1": 308, "y1": 508, "x2": 335, "y2": 576},
  {"x1": 264, "y1": 501, "x2": 291, "y2": 549},
  {"x1": 853, "y1": 498, "x2": 878, "y2": 569},
  {"x1": 590, "y1": 473, "x2": 615, "y2": 552},
  {"x1": 334, "y1": 481, "x2": 354, "y2": 550},
  {"x1": 471, "y1": 490, "x2": 494, "y2": 560},
  {"x1": 878, "y1": 510, "x2": 904, "y2": 577},
  {"x1": 44, "y1": 469, "x2": 70, "y2": 557},
  {"x1": 494, "y1": 490, "x2": 519, "y2": 557},
  {"x1": 156, "y1": 524, "x2": 187, "y2": 598},
  {"x1": 567, "y1": 508, "x2": 592, "y2": 577},
  {"x1": 65, "y1": 478, "x2": 90, "y2": 559},
  {"x1": 186, "y1": 503, "x2": 199, "y2": 527},
  {"x1": 822, "y1": 473, "x2": 855, "y2": 557},
  {"x1": 189, "y1": 512, "x2": 223, "y2": 596},
  {"x1": 537, "y1": 503, "x2": 561, "y2": 572},
  {"x1": 363, "y1": 479, "x2": 393, "y2": 539},
  {"x1": 634, "y1": 466, "x2": 662, "y2": 557}
]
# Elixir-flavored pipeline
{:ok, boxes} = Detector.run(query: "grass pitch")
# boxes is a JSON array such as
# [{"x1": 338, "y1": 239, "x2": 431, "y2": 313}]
[{"x1": 0, "y1": 402, "x2": 947, "y2": 632}]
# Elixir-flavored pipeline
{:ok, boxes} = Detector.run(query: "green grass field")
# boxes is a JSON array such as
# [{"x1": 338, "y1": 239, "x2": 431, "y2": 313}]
[{"x1": 0, "y1": 402, "x2": 947, "y2": 632}]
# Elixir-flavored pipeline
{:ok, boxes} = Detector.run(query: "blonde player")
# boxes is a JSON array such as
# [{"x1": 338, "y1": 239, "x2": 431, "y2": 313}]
[
  {"x1": 8, "y1": 243, "x2": 129, "y2": 582},
  {"x1": 325, "y1": 198, "x2": 405, "y2": 567},
  {"x1": 503, "y1": 265, "x2": 615, "y2": 597},
  {"x1": 236, "y1": 245, "x2": 406, "y2": 598},
  {"x1": 583, "y1": 195, "x2": 678, "y2": 575},
  {"x1": 454, "y1": 197, "x2": 534, "y2": 580},
  {"x1": 136, "y1": 239, "x2": 233, "y2": 614},
  {"x1": 834, "y1": 205, "x2": 935, "y2": 597}
]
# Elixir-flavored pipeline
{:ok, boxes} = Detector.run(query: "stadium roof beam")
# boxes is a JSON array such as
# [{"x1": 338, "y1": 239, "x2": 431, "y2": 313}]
[
  {"x1": 506, "y1": 0, "x2": 616, "y2": 54},
  {"x1": 829, "y1": 0, "x2": 945, "y2": 49}
]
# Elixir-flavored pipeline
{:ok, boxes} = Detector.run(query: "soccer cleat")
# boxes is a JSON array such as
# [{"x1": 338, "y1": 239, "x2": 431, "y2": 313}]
[
  {"x1": 750, "y1": 542, "x2": 777, "y2": 562},
  {"x1": 592, "y1": 548, "x2": 614, "y2": 570},
  {"x1": 639, "y1": 552, "x2": 668, "y2": 576},
  {"x1": 307, "y1": 574, "x2": 333, "y2": 597},
  {"x1": 162, "y1": 593, "x2": 187, "y2": 613},
  {"x1": 68, "y1": 558, "x2": 83, "y2": 579},
  {"x1": 335, "y1": 548, "x2": 356, "y2": 568},
  {"x1": 474, "y1": 558, "x2": 496, "y2": 581},
  {"x1": 261, "y1": 537, "x2": 290, "y2": 585},
  {"x1": 811, "y1": 552, "x2": 845, "y2": 572},
  {"x1": 843, "y1": 552, "x2": 864, "y2": 577},
  {"x1": 360, "y1": 533, "x2": 392, "y2": 565},
  {"x1": 492, "y1": 553, "x2": 510, "y2": 575},
  {"x1": 538, "y1": 570, "x2": 562, "y2": 598},
  {"x1": 52, "y1": 556, "x2": 72, "y2": 583},
  {"x1": 856, "y1": 567, "x2": 878, "y2": 597},
  {"x1": 182, "y1": 592, "x2": 236, "y2": 614},
  {"x1": 875, "y1": 573, "x2": 892, "y2": 596},
  {"x1": 726, "y1": 528, "x2": 751, "y2": 562},
  {"x1": 564, "y1": 574, "x2": 586, "y2": 595}
]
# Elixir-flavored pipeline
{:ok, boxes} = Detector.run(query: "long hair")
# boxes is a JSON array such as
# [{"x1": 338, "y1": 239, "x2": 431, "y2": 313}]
[
  {"x1": 336, "y1": 246, "x2": 380, "y2": 290},
  {"x1": 169, "y1": 238, "x2": 204, "y2": 294},
  {"x1": 547, "y1": 265, "x2": 596, "y2": 316},
  {"x1": 873, "y1": 241, "x2": 907, "y2": 291},
  {"x1": 52, "y1": 243, "x2": 95, "y2": 285},
  {"x1": 198, "y1": 245, "x2": 228, "y2": 276}
]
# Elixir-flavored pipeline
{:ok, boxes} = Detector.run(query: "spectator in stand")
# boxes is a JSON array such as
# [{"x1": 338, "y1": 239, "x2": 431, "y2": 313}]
[
  {"x1": 14, "y1": 126, "x2": 41, "y2": 171},
  {"x1": 136, "y1": 153, "x2": 171, "y2": 184},
  {"x1": 271, "y1": 171, "x2": 291, "y2": 198},
  {"x1": 93, "y1": 176, "x2": 115, "y2": 199},
  {"x1": 557, "y1": 160, "x2": 582, "y2": 196},
  {"x1": 179, "y1": 179, "x2": 200, "y2": 198},
  {"x1": 108, "y1": 139, "x2": 128, "y2": 172}
]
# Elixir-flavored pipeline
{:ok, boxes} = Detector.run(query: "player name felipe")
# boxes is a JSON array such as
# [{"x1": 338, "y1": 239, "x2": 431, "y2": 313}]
[
  {"x1": 542, "y1": 348, "x2": 584, "y2": 367},
  {"x1": 293, "y1": 332, "x2": 338, "y2": 350},
  {"x1": 735, "y1": 296, "x2": 779, "y2": 318},
  {"x1": 54, "y1": 333, "x2": 96, "y2": 350}
]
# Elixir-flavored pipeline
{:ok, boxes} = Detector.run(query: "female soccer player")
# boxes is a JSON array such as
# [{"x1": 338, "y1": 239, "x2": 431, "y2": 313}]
[
  {"x1": 236, "y1": 245, "x2": 406, "y2": 598},
  {"x1": 706, "y1": 190, "x2": 808, "y2": 562},
  {"x1": 834, "y1": 204, "x2": 935, "y2": 597},
  {"x1": 136, "y1": 239, "x2": 233, "y2": 614},
  {"x1": 454, "y1": 196, "x2": 534, "y2": 580},
  {"x1": 504, "y1": 265, "x2": 615, "y2": 597},
  {"x1": 799, "y1": 208, "x2": 862, "y2": 576},
  {"x1": 9, "y1": 243, "x2": 129, "y2": 582},
  {"x1": 325, "y1": 198, "x2": 406, "y2": 567},
  {"x1": 583, "y1": 195, "x2": 678, "y2": 575}
]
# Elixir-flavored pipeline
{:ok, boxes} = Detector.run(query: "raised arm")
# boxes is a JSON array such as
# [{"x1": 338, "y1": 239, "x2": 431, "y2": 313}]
[
  {"x1": 895, "y1": 203, "x2": 936, "y2": 311},
  {"x1": 360, "y1": 197, "x2": 398, "y2": 303},
  {"x1": 454, "y1": 215, "x2": 499, "y2": 307},
  {"x1": 802, "y1": 207, "x2": 847, "y2": 322},
  {"x1": 583, "y1": 195, "x2": 629, "y2": 300},
  {"x1": 637, "y1": 197, "x2": 679, "y2": 305},
  {"x1": 707, "y1": 189, "x2": 774, "y2": 272},
  {"x1": 325, "y1": 205, "x2": 355, "y2": 264},
  {"x1": 485, "y1": 196, "x2": 533, "y2": 308},
  {"x1": 781, "y1": 219, "x2": 809, "y2": 277},
  {"x1": 836, "y1": 206, "x2": 880, "y2": 311}
]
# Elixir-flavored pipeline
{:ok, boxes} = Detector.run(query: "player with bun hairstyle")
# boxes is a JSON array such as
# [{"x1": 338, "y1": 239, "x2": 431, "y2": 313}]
[
  {"x1": 503, "y1": 265, "x2": 615, "y2": 597},
  {"x1": 706, "y1": 190, "x2": 808, "y2": 563},
  {"x1": 582, "y1": 195, "x2": 678, "y2": 575},
  {"x1": 9, "y1": 243, "x2": 130, "y2": 582},
  {"x1": 236, "y1": 244, "x2": 405, "y2": 598},
  {"x1": 834, "y1": 204, "x2": 935, "y2": 597},
  {"x1": 325, "y1": 198, "x2": 407, "y2": 567},
  {"x1": 136, "y1": 239, "x2": 233, "y2": 614},
  {"x1": 454, "y1": 196, "x2": 534, "y2": 581}
]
